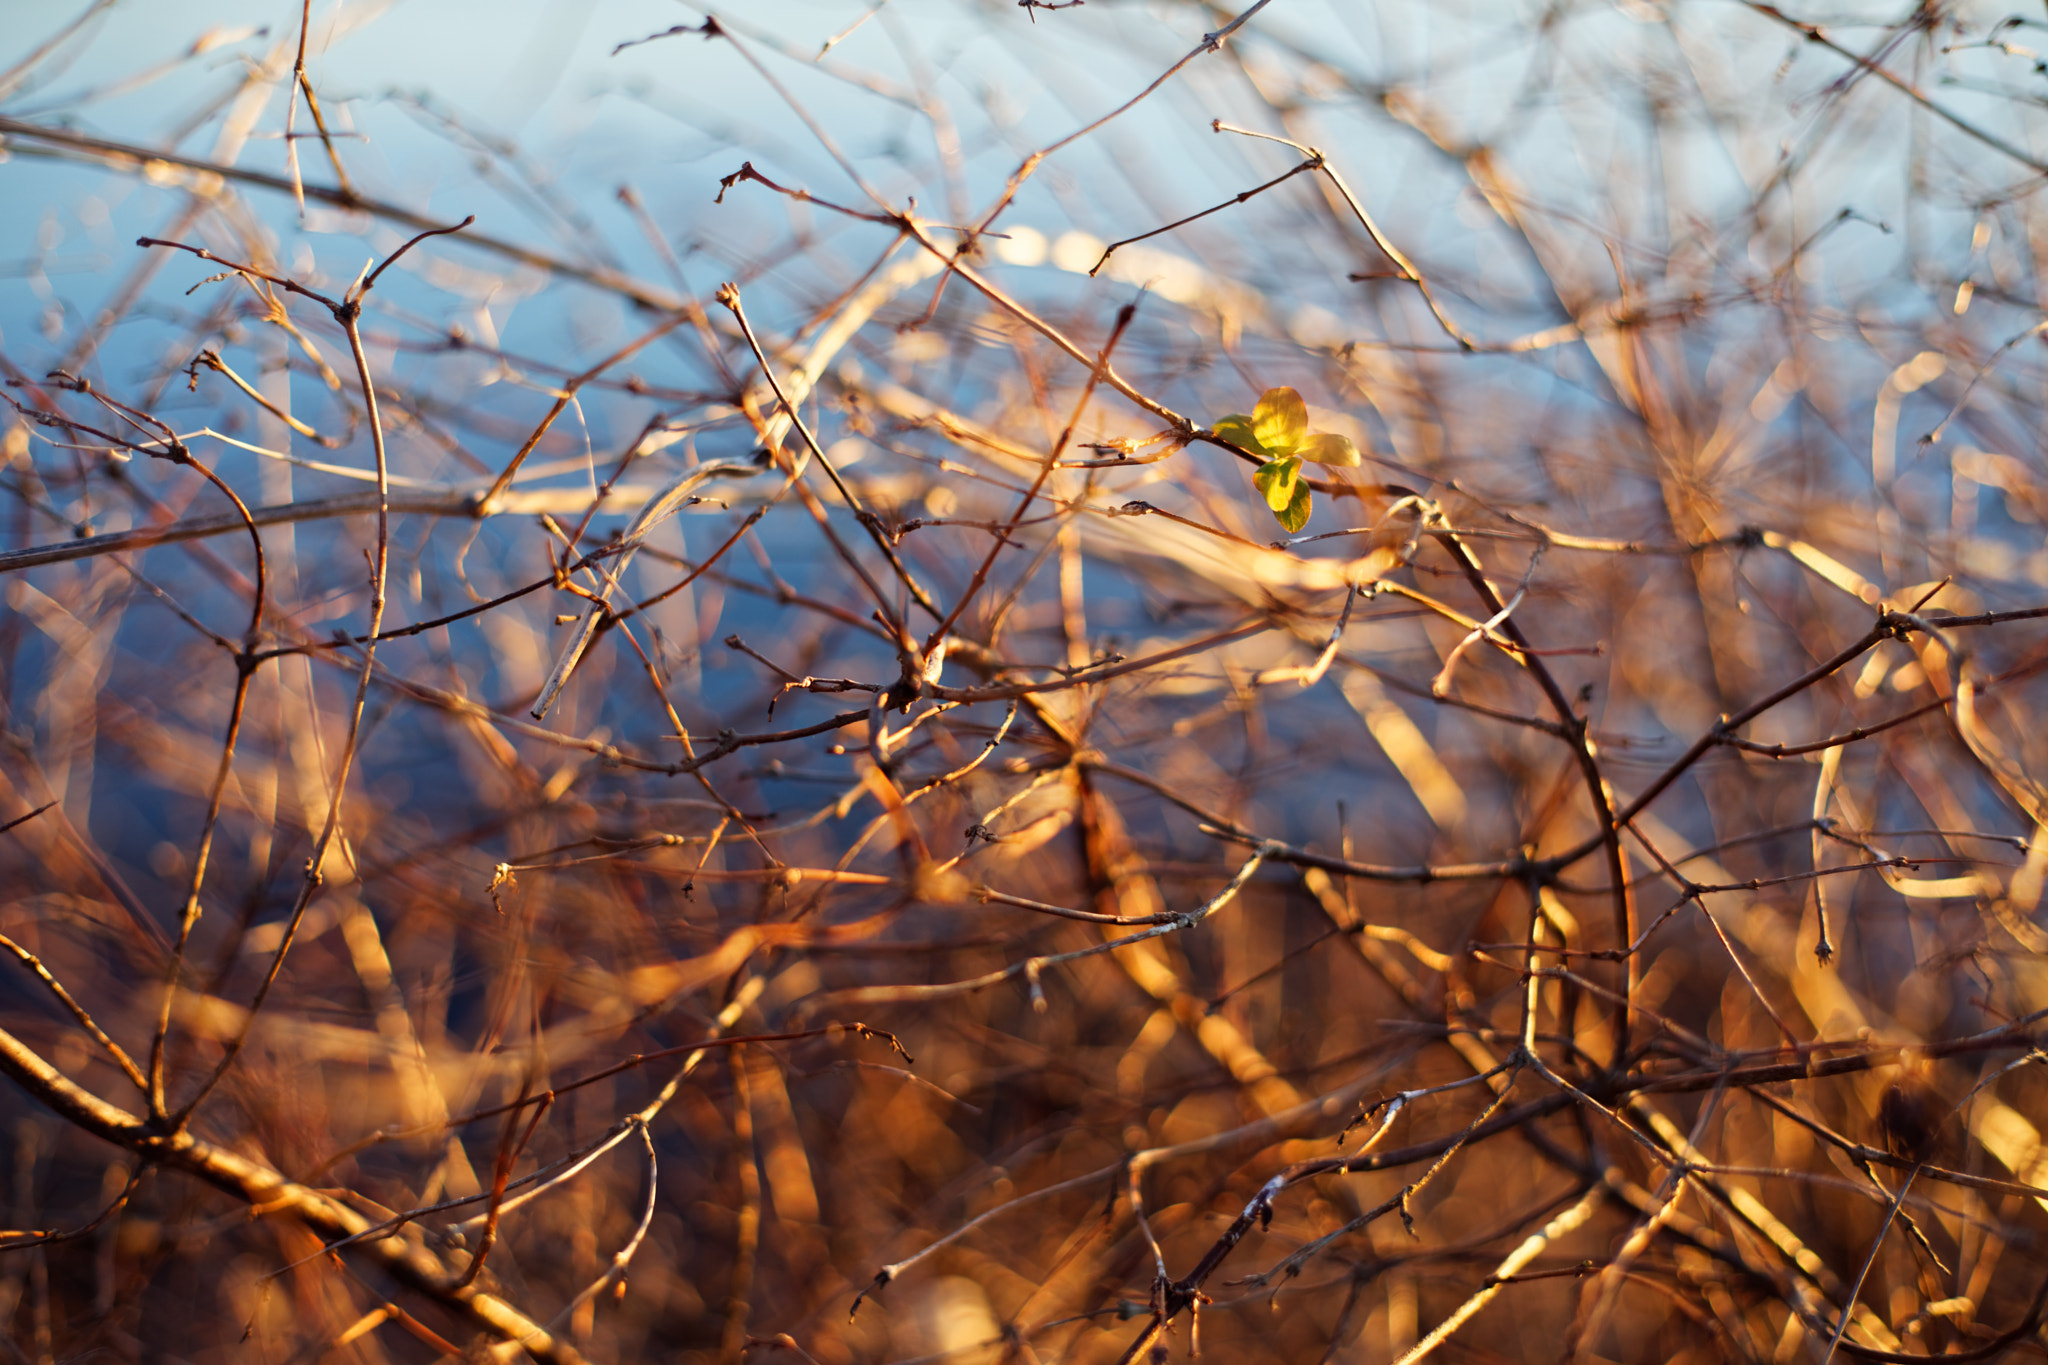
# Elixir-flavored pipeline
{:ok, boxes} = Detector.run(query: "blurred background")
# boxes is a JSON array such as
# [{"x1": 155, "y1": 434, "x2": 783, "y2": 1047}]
[{"x1": 4, "y1": 1, "x2": 2048, "y2": 1361}]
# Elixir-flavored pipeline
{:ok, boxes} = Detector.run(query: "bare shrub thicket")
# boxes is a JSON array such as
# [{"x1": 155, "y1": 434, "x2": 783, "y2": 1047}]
[{"x1": 6, "y1": 1, "x2": 2048, "y2": 1361}]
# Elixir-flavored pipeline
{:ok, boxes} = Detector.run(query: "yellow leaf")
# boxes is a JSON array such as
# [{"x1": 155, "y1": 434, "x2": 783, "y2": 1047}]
[
  {"x1": 1253, "y1": 386, "x2": 1308, "y2": 455},
  {"x1": 1212, "y1": 413, "x2": 1264, "y2": 454},
  {"x1": 1276, "y1": 478, "x2": 1312, "y2": 533},
  {"x1": 1297, "y1": 431, "x2": 1360, "y2": 466},
  {"x1": 1253, "y1": 456, "x2": 1298, "y2": 512}
]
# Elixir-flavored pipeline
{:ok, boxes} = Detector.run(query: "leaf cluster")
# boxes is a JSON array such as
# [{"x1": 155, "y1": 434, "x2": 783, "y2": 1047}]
[{"x1": 1213, "y1": 385, "x2": 1358, "y2": 533}]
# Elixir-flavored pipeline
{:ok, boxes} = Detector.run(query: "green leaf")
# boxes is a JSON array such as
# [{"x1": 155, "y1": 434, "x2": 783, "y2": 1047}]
[
  {"x1": 1252, "y1": 386, "x2": 1308, "y2": 456},
  {"x1": 1276, "y1": 479, "x2": 1312, "y2": 533},
  {"x1": 1253, "y1": 456, "x2": 1299, "y2": 513},
  {"x1": 1212, "y1": 413, "x2": 1264, "y2": 455},
  {"x1": 1296, "y1": 431, "x2": 1360, "y2": 467}
]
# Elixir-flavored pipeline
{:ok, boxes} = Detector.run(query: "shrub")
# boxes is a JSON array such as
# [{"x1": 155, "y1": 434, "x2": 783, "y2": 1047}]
[{"x1": 3, "y1": 3, "x2": 2048, "y2": 1362}]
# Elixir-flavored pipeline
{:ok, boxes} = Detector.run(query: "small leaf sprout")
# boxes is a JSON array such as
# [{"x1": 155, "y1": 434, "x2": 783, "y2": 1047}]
[{"x1": 1211, "y1": 386, "x2": 1359, "y2": 533}]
